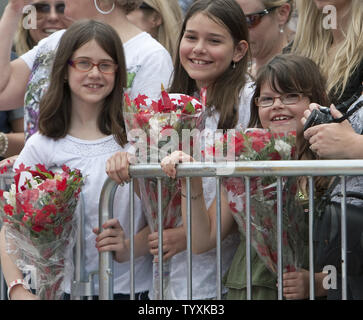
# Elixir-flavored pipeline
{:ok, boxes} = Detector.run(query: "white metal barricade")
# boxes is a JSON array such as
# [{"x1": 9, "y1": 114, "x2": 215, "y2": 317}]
[
  {"x1": 98, "y1": 159, "x2": 363, "y2": 300},
  {"x1": 2, "y1": 160, "x2": 363, "y2": 300}
]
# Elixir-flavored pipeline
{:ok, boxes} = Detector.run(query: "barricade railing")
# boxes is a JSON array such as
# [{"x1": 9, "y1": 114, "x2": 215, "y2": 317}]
[
  {"x1": 2, "y1": 159, "x2": 363, "y2": 300},
  {"x1": 99, "y1": 159, "x2": 363, "y2": 300}
]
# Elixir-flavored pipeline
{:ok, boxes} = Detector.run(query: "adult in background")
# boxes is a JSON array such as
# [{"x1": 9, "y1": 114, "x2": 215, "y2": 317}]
[
  {"x1": 127, "y1": 0, "x2": 183, "y2": 59},
  {"x1": 236, "y1": 0, "x2": 294, "y2": 77},
  {"x1": 290, "y1": 0, "x2": 362, "y2": 106},
  {"x1": 13, "y1": 0, "x2": 71, "y2": 56}
]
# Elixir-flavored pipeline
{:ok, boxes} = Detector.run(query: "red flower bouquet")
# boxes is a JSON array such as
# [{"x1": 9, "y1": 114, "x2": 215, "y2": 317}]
[
  {"x1": 123, "y1": 87, "x2": 206, "y2": 299},
  {"x1": 210, "y1": 128, "x2": 306, "y2": 275},
  {"x1": 0, "y1": 164, "x2": 84, "y2": 299}
]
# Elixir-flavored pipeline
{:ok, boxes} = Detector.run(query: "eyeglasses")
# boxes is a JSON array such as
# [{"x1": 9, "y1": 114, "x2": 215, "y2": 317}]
[
  {"x1": 245, "y1": 6, "x2": 280, "y2": 28},
  {"x1": 68, "y1": 59, "x2": 118, "y2": 74},
  {"x1": 33, "y1": 2, "x2": 66, "y2": 14},
  {"x1": 255, "y1": 93, "x2": 305, "y2": 108}
]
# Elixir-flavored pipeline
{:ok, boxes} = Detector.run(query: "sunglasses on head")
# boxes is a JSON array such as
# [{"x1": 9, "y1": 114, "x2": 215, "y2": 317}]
[
  {"x1": 245, "y1": 6, "x2": 280, "y2": 28},
  {"x1": 33, "y1": 2, "x2": 65, "y2": 14}
]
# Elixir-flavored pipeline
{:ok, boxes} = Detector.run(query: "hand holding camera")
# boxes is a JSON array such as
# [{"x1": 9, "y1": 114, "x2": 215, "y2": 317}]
[{"x1": 302, "y1": 102, "x2": 363, "y2": 159}]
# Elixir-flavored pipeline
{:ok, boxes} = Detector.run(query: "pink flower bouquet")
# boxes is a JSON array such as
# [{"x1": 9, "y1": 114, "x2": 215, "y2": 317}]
[
  {"x1": 123, "y1": 87, "x2": 206, "y2": 299},
  {"x1": 0, "y1": 164, "x2": 84, "y2": 299},
  {"x1": 210, "y1": 128, "x2": 306, "y2": 274}
]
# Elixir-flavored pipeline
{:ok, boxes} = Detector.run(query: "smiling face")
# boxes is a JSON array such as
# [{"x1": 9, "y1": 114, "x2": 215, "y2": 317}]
[
  {"x1": 257, "y1": 81, "x2": 310, "y2": 134},
  {"x1": 29, "y1": 0, "x2": 72, "y2": 43},
  {"x1": 67, "y1": 39, "x2": 116, "y2": 109},
  {"x1": 179, "y1": 12, "x2": 246, "y2": 89},
  {"x1": 235, "y1": 0, "x2": 284, "y2": 60}
]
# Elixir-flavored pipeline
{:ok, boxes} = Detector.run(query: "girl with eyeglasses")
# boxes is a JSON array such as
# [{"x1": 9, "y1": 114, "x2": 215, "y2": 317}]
[
  {"x1": 0, "y1": 19, "x2": 152, "y2": 300},
  {"x1": 0, "y1": 0, "x2": 173, "y2": 141},
  {"x1": 235, "y1": 0, "x2": 295, "y2": 77},
  {"x1": 159, "y1": 54, "x2": 330, "y2": 300}
]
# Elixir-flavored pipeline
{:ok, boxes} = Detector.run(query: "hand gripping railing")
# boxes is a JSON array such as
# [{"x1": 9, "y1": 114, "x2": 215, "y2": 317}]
[{"x1": 98, "y1": 159, "x2": 363, "y2": 300}]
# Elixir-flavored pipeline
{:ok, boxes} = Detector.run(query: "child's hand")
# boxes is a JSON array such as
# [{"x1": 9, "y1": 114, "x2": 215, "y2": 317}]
[
  {"x1": 281, "y1": 269, "x2": 309, "y2": 300},
  {"x1": 93, "y1": 218, "x2": 126, "y2": 263},
  {"x1": 161, "y1": 151, "x2": 194, "y2": 179},
  {"x1": 148, "y1": 227, "x2": 187, "y2": 262},
  {"x1": 106, "y1": 151, "x2": 135, "y2": 185},
  {"x1": 0, "y1": 155, "x2": 18, "y2": 170}
]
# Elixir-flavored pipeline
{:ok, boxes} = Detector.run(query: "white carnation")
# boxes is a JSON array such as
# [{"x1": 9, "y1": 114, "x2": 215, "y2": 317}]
[{"x1": 274, "y1": 139, "x2": 292, "y2": 158}]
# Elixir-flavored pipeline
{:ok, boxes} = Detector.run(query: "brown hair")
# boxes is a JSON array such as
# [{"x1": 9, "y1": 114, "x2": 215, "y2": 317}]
[
  {"x1": 169, "y1": 0, "x2": 250, "y2": 130},
  {"x1": 38, "y1": 19, "x2": 127, "y2": 147},
  {"x1": 248, "y1": 53, "x2": 330, "y2": 194}
]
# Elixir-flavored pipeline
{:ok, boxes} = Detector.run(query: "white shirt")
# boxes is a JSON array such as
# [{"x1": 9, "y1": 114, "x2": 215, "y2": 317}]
[{"x1": 14, "y1": 133, "x2": 153, "y2": 295}]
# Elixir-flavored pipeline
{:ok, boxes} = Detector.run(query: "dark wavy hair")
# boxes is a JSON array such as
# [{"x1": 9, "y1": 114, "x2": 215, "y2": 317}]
[
  {"x1": 38, "y1": 19, "x2": 127, "y2": 147},
  {"x1": 249, "y1": 53, "x2": 331, "y2": 194},
  {"x1": 169, "y1": 0, "x2": 250, "y2": 130}
]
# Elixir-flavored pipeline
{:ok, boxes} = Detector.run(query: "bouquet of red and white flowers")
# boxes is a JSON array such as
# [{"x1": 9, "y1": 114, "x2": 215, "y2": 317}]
[
  {"x1": 0, "y1": 163, "x2": 84, "y2": 299},
  {"x1": 210, "y1": 128, "x2": 306, "y2": 274},
  {"x1": 123, "y1": 87, "x2": 206, "y2": 299}
]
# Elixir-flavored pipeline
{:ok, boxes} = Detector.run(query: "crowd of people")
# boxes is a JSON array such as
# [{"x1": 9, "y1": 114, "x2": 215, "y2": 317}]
[{"x1": 0, "y1": 0, "x2": 362, "y2": 301}]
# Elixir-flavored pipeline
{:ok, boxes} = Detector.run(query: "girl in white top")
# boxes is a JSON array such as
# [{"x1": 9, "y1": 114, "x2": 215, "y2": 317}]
[
  {"x1": 0, "y1": 20, "x2": 152, "y2": 300},
  {"x1": 106, "y1": 0, "x2": 253, "y2": 299},
  {"x1": 0, "y1": 0, "x2": 173, "y2": 140}
]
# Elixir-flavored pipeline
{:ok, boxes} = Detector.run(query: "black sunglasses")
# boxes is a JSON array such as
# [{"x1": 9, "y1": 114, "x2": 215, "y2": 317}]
[
  {"x1": 139, "y1": 2, "x2": 154, "y2": 10},
  {"x1": 245, "y1": 6, "x2": 280, "y2": 28},
  {"x1": 33, "y1": 2, "x2": 65, "y2": 14}
]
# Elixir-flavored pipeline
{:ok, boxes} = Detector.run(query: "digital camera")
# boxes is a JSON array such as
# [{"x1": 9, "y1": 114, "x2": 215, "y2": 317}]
[{"x1": 303, "y1": 88, "x2": 363, "y2": 131}]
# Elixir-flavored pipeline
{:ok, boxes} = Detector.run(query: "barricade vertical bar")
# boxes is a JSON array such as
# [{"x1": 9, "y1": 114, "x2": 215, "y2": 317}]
[
  {"x1": 186, "y1": 177, "x2": 192, "y2": 300},
  {"x1": 0, "y1": 271, "x2": 5, "y2": 300},
  {"x1": 245, "y1": 176, "x2": 252, "y2": 300},
  {"x1": 340, "y1": 176, "x2": 347, "y2": 300},
  {"x1": 216, "y1": 177, "x2": 222, "y2": 300},
  {"x1": 98, "y1": 177, "x2": 117, "y2": 300},
  {"x1": 157, "y1": 177, "x2": 164, "y2": 300},
  {"x1": 71, "y1": 192, "x2": 86, "y2": 300},
  {"x1": 308, "y1": 176, "x2": 315, "y2": 300},
  {"x1": 277, "y1": 177, "x2": 283, "y2": 300},
  {"x1": 129, "y1": 179, "x2": 135, "y2": 300}
]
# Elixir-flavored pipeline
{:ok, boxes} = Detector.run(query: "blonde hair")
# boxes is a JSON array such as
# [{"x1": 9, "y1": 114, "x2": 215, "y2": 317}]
[
  {"x1": 142, "y1": 0, "x2": 183, "y2": 59},
  {"x1": 14, "y1": 19, "x2": 37, "y2": 56},
  {"x1": 291, "y1": 0, "x2": 363, "y2": 100}
]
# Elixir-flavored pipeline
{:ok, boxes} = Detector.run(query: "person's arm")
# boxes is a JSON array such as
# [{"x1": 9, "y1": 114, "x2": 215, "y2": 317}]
[
  {"x1": 0, "y1": 226, "x2": 38, "y2": 299},
  {"x1": 93, "y1": 219, "x2": 151, "y2": 263},
  {"x1": 161, "y1": 151, "x2": 237, "y2": 254},
  {"x1": 2, "y1": 117, "x2": 25, "y2": 158},
  {"x1": 302, "y1": 103, "x2": 363, "y2": 159},
  {"x1": 0, "y1": 2, "x2": 32, "y2": 110}
]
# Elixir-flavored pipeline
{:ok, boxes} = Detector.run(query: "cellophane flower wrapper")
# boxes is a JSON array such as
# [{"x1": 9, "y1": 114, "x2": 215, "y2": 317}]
[
  {"x1": 210, "y1": 128, "x2": 306, "y2": 275},
  {"x1": 0, "y1": 164, "x2": 84, "y2": 299},
  {"x1": 123, "y1": 88, "x2": 206, "y2": 299}
]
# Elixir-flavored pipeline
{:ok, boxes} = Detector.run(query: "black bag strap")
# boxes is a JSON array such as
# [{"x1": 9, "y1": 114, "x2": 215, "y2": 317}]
[{"x1": 333, "y1": 101, "x2": 363, "y2": 123}]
